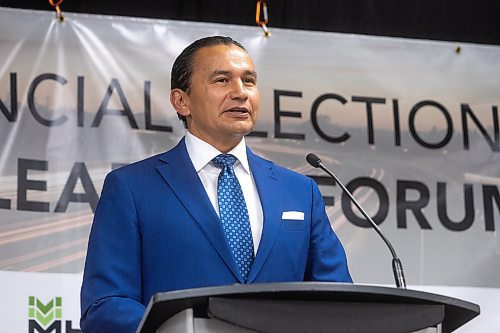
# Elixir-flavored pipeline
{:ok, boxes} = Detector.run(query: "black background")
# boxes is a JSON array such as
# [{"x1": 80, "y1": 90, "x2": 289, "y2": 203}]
[{"x1": 1, "y1": 0, "x2": 499, "y2": 46}]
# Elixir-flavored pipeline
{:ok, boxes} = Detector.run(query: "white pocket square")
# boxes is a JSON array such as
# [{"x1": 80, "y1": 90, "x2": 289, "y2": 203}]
[{"x1": 281, "y1": 211, "x2": 305, "y2": 220}]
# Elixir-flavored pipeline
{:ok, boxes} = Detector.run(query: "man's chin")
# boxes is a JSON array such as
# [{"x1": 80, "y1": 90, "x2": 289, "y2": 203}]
[
  {"x1": 228, "y1": 121, "x2": 255, "y2": 136},
  {"x1": 237, "y1": 127, "x2": 255, "y2": 137}
]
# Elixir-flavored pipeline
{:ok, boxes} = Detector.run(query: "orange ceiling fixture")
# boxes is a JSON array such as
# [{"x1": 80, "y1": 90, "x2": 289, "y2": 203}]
[
  {"x1": 256, "y1": 0, "x2": 270, "y2": 37},
  {"x1": 48, "y1": 0, "x2": 65, "y2": 21}
]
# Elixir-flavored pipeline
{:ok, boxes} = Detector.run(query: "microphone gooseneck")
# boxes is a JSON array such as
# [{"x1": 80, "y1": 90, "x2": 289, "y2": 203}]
[{"x1": 306, "y1": 153, "x2": 407, "y2": 289}]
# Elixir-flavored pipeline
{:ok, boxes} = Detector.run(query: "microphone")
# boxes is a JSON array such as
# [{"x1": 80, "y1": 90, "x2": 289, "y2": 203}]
[{"x1": 306, "y1": 153, "x2": 407, "y2": 289}]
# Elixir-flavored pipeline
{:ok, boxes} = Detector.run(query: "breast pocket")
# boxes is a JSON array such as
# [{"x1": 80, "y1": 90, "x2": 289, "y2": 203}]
[{"x1": 281, "y1": 219, "x2": 306, "y2": 231}]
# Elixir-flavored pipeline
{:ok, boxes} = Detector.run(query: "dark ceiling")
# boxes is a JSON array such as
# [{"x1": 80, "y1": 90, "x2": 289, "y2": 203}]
[{"x1": 1, "y1": 0, "x2": 499, "y2": 46}]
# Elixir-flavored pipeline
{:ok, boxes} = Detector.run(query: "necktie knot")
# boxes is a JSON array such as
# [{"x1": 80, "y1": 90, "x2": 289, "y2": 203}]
[{"x1": 212, "y1": 154, "x2": 237, "y2": 170}]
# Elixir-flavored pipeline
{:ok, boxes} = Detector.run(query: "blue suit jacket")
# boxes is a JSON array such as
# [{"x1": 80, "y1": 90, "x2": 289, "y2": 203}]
[{"x1": 80, "y1": 138, "x2": 351, "y2": 333}]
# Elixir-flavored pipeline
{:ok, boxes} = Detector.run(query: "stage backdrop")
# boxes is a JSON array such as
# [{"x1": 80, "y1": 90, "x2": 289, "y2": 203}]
[{"x1": 1, "y1": 7, "x2": 499, "y2": 332}]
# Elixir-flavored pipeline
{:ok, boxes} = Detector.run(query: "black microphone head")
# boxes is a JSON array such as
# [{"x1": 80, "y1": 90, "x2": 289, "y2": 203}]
[{"x1": 306, "y1": 153, "x2": 322, "y2": 168}]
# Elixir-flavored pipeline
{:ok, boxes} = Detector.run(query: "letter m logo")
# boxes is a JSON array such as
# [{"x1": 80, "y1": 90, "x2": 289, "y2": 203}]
[{"x1": 28, "y1": 296, "x2": 62, "y2": 333}]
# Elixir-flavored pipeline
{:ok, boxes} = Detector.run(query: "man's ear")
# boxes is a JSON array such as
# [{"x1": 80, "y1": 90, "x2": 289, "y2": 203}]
[{"x1": 170, "y1": 89, "x2": 191, "y2": 117}]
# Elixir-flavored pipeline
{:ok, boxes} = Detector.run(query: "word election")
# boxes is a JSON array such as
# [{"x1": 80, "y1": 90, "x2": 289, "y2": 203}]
[
  {"x1": 0, "y1": 158, "x2": 498, "y2": 232},
  {"x1": 1, "y1": 73, "x2": 499, "y2": 152}
]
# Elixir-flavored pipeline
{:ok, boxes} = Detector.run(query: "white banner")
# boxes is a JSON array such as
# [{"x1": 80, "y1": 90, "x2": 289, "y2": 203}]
[{"x1": 1, "y1": 7, "x2": 499, "y2": 332}]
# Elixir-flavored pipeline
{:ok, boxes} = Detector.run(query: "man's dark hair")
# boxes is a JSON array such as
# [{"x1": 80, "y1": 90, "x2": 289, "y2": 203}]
[{"x1": 171, "y1": 36, "x2": 246, "y2": 128}]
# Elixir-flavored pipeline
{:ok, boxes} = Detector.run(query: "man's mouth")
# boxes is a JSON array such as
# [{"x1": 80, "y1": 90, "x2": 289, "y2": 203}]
[{"x1": 224, "y1": 107, "x2": 250, "y2": 115}]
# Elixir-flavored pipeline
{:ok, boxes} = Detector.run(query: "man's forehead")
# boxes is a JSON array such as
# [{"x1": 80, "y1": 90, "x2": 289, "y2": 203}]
[{"x1": 193, "y1": 44, "x2": 254, "y2": 68}]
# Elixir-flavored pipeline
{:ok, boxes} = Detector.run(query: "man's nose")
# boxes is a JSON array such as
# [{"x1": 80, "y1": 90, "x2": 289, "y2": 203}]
[{"x1": 229, "y1": 80, "x2": 248, "y2": 100}]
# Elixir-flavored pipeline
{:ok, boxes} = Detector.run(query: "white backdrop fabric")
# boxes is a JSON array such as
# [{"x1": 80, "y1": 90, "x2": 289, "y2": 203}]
[{"x1": 1, "y1": 7, "x2": 499, "y2": 332}]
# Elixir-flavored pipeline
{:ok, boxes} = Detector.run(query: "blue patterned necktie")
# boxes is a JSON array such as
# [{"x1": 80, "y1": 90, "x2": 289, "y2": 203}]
[{"x1": 212, "y1": 154, "x2": 254, "y2": 282}]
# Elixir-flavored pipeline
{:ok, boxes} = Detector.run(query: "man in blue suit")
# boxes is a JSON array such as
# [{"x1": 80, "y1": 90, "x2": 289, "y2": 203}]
[{"x1": 80, "y1": 36, "x2": 352, "y2": 333}]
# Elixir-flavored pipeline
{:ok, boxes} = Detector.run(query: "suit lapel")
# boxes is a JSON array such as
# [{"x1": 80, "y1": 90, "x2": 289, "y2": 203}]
[
  {"x1": 156, "y1": 138, "x2": 242, "y2": 282},
  {"x1": 246, "y1": 149, "x2": 282, "y2": 283}
]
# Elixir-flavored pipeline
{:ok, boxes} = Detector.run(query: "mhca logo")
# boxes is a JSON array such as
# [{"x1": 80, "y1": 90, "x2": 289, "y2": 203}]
[{"x1": 28, "y1": 296, "x2": 81, "y2": 333}]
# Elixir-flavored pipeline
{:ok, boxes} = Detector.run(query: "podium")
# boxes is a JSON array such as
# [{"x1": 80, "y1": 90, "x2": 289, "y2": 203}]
[{"x1": 136, "y1": 282, "x2": 480, "y2": 333}]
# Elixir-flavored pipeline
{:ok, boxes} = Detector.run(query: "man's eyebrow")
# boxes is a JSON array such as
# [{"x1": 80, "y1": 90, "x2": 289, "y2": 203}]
[
  {"x1": 208, "y1": 70, "x2": 258, "y2": 79},
  {"x1": 209, "y1": 70, "x2": 231, "y2": 79},
  {"x1": 244, "y1": 70, "x2": 258, "y2": 77}
]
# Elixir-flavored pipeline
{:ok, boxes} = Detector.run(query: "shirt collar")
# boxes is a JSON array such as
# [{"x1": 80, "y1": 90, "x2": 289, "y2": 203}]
[{"x1": 185, "y1": 132, "x2": 250, "y2": 174}]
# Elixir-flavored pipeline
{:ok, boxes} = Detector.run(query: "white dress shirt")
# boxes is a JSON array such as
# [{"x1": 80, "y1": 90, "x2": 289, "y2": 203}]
[{"x1": 184, "y1": 132, "x2": 263, "y2": 254}]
